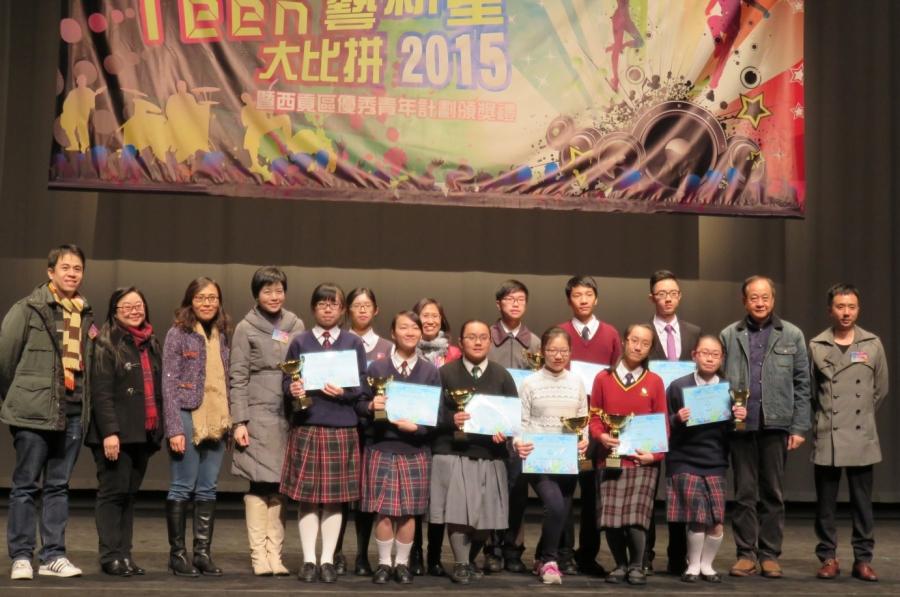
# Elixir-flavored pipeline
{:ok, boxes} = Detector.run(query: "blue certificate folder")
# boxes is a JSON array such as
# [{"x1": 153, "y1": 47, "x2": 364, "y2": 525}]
[
  {"x1": 569, "y1": 360, "x2": 607, "y2": 395},
  {"x1": 383, "y1": 381, "x2": 441, "y2": 427},
  {"x1": 617, "y1": 413, "x2": 668, "y2": 456},
  {"x1": 301, "y1": 350, "x2": 360, "y2": 391},
  {"x1": 506, "y1": 368, "x2": 535, "y2": 394},
  {"x1": 463, "y1": 394, "x2": 522, "y2": 437},
  {"x1": 649, "y1": 360, "x2": 697, "y2": 390},
  {"x1": 683, "y1": 382, "x2": 733, "y2": 426},
  {"x1": 521, "y1": 433, "x2": 578, "y2": 475}
]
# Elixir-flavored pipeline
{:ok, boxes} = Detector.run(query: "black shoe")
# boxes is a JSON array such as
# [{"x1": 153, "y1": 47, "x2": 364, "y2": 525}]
[
  {"x1": 627, "y1": 567, "x2": 647, "y2": 585},
  {"x1": 333, "y1": 552, "x2": 347, "y2": 576},
  {"x1": 681, "y1": 572, "x2": 700, "y2": 583},
  {"x1": 123, "y1": 557, "x2": 145, "y2": 576},
  {"x1": 449, "y1": 563, "x2": 471, "y2": 584},
  {"x1": 642, "y1": 562, "x2": 655, "y2": 576},
  {"x1": 408, "y1": 547, "x2": 425, "y2": 576},
  {"x1": 319, "y1": 563, "x2": 338, "y2": 583},
  {"x1": 192, "y1": 500, "x2": 223, "y2": 576},
  {"x1": 299, "y1": 562, "x2": 317, "y2": 582},
  {"x1": 605, "y1": 566, "x2": 626, "y2": 584},
  {"x1": 578, "y1": 559, "x2": 606, "y2": 576},
  {"x1": 483, "y1": 553, "x2": 502, "y2": 574},
  {"x1": 428, "y1": 562, "x2": 446, "y2": 577},
  {"x1": 559, "y1": 558, "x2": 579, "y2": 575},
  {"x1": 394, "y1": 564, "x2": 413, "y2": 584},
  {"x1": 701, "y1": 572, "x2": 722, "y2": 583},
  {"x1": 504, "y1": 554, "x2": 526, "y2": 573},
  {"x1": 354, "y1": 554, "x2": 373, "y2": 576},
  {"x1": 372, "y1": 564, "x2": 392, "y2": 584},
  {"x1": 101, "y1": 559, "x2": 132, "y2": 577}
]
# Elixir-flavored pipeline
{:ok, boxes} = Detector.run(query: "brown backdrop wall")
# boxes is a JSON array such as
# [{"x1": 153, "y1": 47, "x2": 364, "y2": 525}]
[{"x1": 0, "y1": 1, "x2": 898, "y2": 501}]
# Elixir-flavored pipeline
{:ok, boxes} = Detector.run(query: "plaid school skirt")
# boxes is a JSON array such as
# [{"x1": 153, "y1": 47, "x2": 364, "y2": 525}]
[
  {"x1": 597, "y1": 465, "x2": 659, "y2": 529},
  {"x1": 280, "y1": 426, "x2": 359, "y2": 504},
  {"x1": 666, "y1": 472, "x2": 726, "y2": 525},
  {"x1": 361, "y1": 446, "x2": 431, "y2": 516}
]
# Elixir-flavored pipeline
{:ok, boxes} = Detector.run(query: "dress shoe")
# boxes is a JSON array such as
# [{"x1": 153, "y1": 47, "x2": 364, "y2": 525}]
[
  {"x1": 681, "y1": 572, "x2": 699, "y2": 583},
  {"x1": 408, "y1": 547, "x2": 424, "y2": 576},
  {"x1": 354, "y1": 554, "x2": 373, "y2": 576},
  {"x1": 333, "y1": 552, "x2": 347, "y2": 576},
  {"x1": 449, "y1": 562, "x2": 471, "y2": 584},
  {"x1": 394, "y1": 564, "x2": 413, "y2": 584},
  {"x1": 101, "y1": 559, "x2": 132, "y2": 577},
  {"x1": 578, "y1": 559, "x2": 607, "y2": 576},
  {"x1": 817, "y1": 558, "x2": 839, "y2": 579},
  {"x1": 852, "y1": 561, "x2": 878, "y2": 582},
  {"x1": 298, "y1": 562, "x2": 317, "y2": 582},
  {"x1": 319, "y1": 563, "x2": 338, "y2": 583},
  {"x1": 626, "y1": 567, "x2": 647, "y2": 585},
  {"x1": 428, "y1": 561, "x2": 446, "y2": 576},
  {"x1": 371, "y1": 564, "x2": 392, "y2": 584},
  {"x1": 484, "y1": 553, "x2": 503, "y2": 573},
  {"x1": 605, "y1": 566, "x2": 626, "y2": 584},
  {"x1": 760, "y1": 559, "x2": 782, "y2": 578},
  {"x1": 559, "y1": 558, "x2": 579, "y2": 575},
  {"x1": 467, "y1": 562, "x2": 484, "y2": 579},
  {"x1": 503, "y1": 546, "x2": 526, "y2": 573},
  {"x1": 729, "y1": 558, "x2": 758, "y2": 577},
  {"x1": 123, "y1": 557, "x2": 145, "y2": 575},
  {"x1": 701, "y1": 572, "x2": 722, "y2": 583}
]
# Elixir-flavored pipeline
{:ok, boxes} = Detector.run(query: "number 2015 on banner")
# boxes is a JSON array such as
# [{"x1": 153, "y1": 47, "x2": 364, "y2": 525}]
[{"x1": 397, "y1": 31, "x2": 511, "y2": 91}]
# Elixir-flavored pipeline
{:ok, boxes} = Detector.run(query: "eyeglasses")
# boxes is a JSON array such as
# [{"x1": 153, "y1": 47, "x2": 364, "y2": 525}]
[
  {"x1": 117, "y1": 302, "x2": 145, "y2": 313},
  {"x1": 501, "y1": 296, "x2": 527, "y2": 305},
  {"x1": 696, "y1": 350, "x2": 722, "y2": 359},
  {"x1": 627, "y1": 338, "x2": 653, "y2": 349},
  {"x1": 350, "y1": 302, "x2": 374, "y2": 312},
  {"x1": 315, "y1": 300, "x2": 342, "y2": 310},
  {"x1": 462, "y1": 334, "x2": 490, "y2": 342},
  {"x1": 544, "y1": 348, "x2": 570, "y2": 357},
  {"x1": 653, "y1": 290, "x2": 681, "y2": 300},
  {"x1": 193, "y1": 295, "x2": 220, "y2": 305}
]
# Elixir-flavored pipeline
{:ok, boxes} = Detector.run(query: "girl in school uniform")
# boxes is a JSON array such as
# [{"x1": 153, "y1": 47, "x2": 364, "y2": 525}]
[
  {"x1": 361, "y1": 310, "x2": 441, "y2": 584},
  {"x1": 589, "y1": 323, "x2": 667, "y2": 586},
  {"x1": 347, "y1": 288, "x2": 393, "y2": 363},
  {"x1": 282, "y1": 283, "x2": 368, "y2": 584},
  {"x1": 514, "y1": 327, "x2": 589, "y2": 585}
]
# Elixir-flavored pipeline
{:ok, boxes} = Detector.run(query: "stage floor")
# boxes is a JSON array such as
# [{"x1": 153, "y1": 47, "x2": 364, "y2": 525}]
[{"x1": 1, "y1": 496, "x2": 898, "y2": 595}]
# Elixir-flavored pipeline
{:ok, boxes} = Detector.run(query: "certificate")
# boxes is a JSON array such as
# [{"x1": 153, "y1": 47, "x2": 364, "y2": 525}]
[
  {"x1": 683, "y1": 382, "x2": 733, "y2": 426},
  {"x1": 506, "y1": 368, "x2": 534, "y2": 394},
  {"x1": 521, "y1": 433, "x2": 578, "y2": 475},
  {"x1": 569, "y1": 360, "x2": 607, "y2": 395},
  {"x1": 301, "y1": 350, "x2": 360, "y2": 391},
  {"x1": 618, "y1": 413, "x2": 668, "y2": 456},
  {"x1": 384, "y1": 381, "x2": 441, "y2": 427},
  {"x1": 649, "y1": 360, "x2": 697, "y2": 390},
  {"x1": 463, "y1": 394, "x2": 521, "y2": 437}
]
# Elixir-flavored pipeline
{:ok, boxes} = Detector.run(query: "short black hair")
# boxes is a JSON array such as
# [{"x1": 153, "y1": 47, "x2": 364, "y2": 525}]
[
  {"x1": 459, "y1": 319, "x2": 489, "y2": 340},
  {"x1": 565, "y1": 275, "x2": 598, "y2": 298},
  {"x1": 741, "y1": 275, "x2": 776, "y2": 298},
  {"x1": 495, "y1": 279, "x2": 529, "y2": 301},
  {"x1": 649, "y1": 270, "x2": 678, "y2": 292},
  {"x1": 540, "y1": 326, "x2": 571, "y2": 351},
  {"x1": 390, "y1": 310, "x2": 421, "y2": 331},
  {"x1": 827, "y1": 283, "x2": 860, "y2": 306},
  {"x1": 693, "y1": 334, "x2": 724, "y2": 352},
  {"x1": 310, "y1": 283, "x2": 345, "y2": 309},
  {"x1": 347, "y1": 287, "x2": 378, "y2": 310},
  {"x1": 48, "y1": 244, "x2": 85, "y2": 269},
  {"x1": 251, "y1": 266, "x2": 288, "y2": 298}
]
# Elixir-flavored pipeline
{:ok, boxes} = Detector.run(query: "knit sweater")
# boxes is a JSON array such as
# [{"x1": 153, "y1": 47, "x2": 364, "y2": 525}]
[
  {"x1": 665, "y1": 374, "x2": 730, "y2": 476},
  {"x1": 559, "y1": 320, "x2": 622, "y2": 366},
  {"x1": 520, "y1": 368, "x2": 588, "y2": 434}
]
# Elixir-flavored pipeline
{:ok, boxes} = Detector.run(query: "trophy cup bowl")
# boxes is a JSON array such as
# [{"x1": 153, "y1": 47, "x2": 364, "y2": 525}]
[
  {"x1": 368, "y1": 375, "x2": 393, "y2": 422},
  {"x1": 561, "y1": 415, "x2": 592, "y2": 471},
  {"x1": 449, "y1": 388, "x2": 475, "y2": 441},
  {"x1": 279, "y1": 357, "x2": 311, "y2": 411},
  {"x1": 596, "y1": 409, "x2": 634, "y2": 468},
  {"x1": 523, "y1": 350, "x2": 545, "y2": 371},
  {"x1": 730, "y1": 387, "x2": 749, "y2": 431}
]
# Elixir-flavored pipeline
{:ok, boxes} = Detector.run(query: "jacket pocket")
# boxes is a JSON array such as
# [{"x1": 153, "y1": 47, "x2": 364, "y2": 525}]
[{"x1": 9, "y1": 376, "x2": 53, "y2": 421}]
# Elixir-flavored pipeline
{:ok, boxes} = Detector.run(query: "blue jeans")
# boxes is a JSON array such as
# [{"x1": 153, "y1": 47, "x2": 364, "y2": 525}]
[
  {"x1": 7, "y1": 415, "x2": 83, "y2": 563},
  {"x1": 167, "y1": 410, "x2": 225, "y2": 501}
]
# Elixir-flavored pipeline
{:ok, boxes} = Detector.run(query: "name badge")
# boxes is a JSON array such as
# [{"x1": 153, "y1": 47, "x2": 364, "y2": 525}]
[
  {"x1": 850, "y1": 351, "x2": 869, "y2": 363},
  {"x1": 88, "y1": 324, "x2": 99, "y2": 339},
  {"x1": 272, "y1": 329, "x2": 290, "y2": 344}
]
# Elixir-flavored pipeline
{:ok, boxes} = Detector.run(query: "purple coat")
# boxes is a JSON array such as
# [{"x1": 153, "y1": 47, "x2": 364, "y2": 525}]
[{"x1": 162, "y1": 325, "x2": 230, "y2": 439}]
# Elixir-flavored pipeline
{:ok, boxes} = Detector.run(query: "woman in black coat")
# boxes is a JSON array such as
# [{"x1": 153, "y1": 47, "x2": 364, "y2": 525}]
[{"x1": 87, "y1": 286, "x2": 164, "y2": 576}]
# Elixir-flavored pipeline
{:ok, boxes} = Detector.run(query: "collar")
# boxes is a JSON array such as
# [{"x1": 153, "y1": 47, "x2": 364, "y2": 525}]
[
  {"x1": 811, "y1": 325, "x2": 877, "y2": 347},
  {"x1": 739, "y1": 314, "x2": 782, "y2": 332},
  {"x1": 463, "y1": 357, "x2": 488, "y2": 376},
  {"x1": 653, "y1": 314, "x2": 679, "y2": 335},
  {"x1": 571, "y1": 316, "x2": 599, "y2": 336},
  {"x1": 312, "y1": 325, "x2": 340, "y2": 344},
  {"x1": 693, "y1": 372, "x2": 720, "y2": 386},
  {"x1": 352, "y1": 328, "x2": 379, "y2": 351},
  {"x1": 391, "y1": 347, "x2": 418, "y2": 372},
  {"x1": 490, "y1": 320, "x2": 531, "y2": 348},
  {"x1": 615, "y1": 360, "x2": 644, "y2": 380}
]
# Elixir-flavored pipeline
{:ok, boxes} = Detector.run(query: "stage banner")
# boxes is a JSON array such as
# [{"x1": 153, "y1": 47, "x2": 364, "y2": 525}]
[{"x1": 49, "y1": 0, "x2": 805, "y2": 216}]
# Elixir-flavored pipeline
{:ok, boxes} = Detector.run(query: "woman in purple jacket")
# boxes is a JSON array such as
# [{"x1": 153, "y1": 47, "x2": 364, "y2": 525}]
[{"x1": 162, "y1": 277, "x2": 231, "y2": 577}]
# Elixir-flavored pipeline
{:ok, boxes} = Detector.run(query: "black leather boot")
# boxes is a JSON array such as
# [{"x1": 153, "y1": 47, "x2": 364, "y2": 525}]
[
  {"x1": 166, "y1": 500, "x2": 199, "y2": 577},
  {"x1": 192, "y1": 500, "x2": 224, "y2": 576}
]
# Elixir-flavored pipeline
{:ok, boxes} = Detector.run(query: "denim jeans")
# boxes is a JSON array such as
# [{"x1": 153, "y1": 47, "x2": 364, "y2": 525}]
[
  {"x1": 167, "y1": 410, "x2": 225, "y2": 501},
  {"x1": 7, "y1": 415, "x2": 83, "y2": 563}
]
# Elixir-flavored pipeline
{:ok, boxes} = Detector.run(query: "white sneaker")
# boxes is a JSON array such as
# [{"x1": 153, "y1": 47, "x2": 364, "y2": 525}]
[
  {"x1": 38, "y1": 557, "x2": 82, "y2": 578},
  {"x1": 10, "y1": 559, "x2": 33, "y2": 580}
]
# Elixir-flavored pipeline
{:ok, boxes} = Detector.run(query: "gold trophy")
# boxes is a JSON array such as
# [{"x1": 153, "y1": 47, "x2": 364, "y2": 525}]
[
  {"x1": 561, "y1": 415, "x2": 592, "y2": 471},
  {"x1": 730, "y1": 387, "x2": 749, "y2": 431},
  {"x1": 278, "y1": 357, "x2": 310, "y2": 411},
  {"x1": 368, "y1": 375, "x2": 393, "y2": 422},
  {"x1": 448, "y1": 388, "x2": 475, "y2": 441},
  {"x1": 523, "y1": 350, "x2": 545, "y2": 371},
  {"x1": 594, "y1": 408, "x2": 634, "y2": 468}
]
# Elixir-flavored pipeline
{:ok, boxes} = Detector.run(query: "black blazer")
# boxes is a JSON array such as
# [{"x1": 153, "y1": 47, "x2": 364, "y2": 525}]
[
  {"x1": 648, "y1": 318, "x2": 702, "y2": 362},
  {"x1": 86, "y1": 326, "x2": 164, "y2": 448}
]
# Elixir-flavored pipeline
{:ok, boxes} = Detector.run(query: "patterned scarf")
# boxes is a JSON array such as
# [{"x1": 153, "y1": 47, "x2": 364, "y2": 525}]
[
  {"x1": 191, "y1": 323, "x2": 231, "y2": 444},
  {"x1": 417, "y1": 331, "x2": 450, "y2": 367},
  {"x1": 49, "y1": 282, "x2": 84, "y2": 392},
  {"x1": 124, "y1": 323, "x2": 158, "y2": 431}
]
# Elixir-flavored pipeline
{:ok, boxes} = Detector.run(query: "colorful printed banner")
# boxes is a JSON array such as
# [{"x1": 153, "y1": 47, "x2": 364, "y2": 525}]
[{"x1": 49, "y1": 0, "x2": 804, "y2": 216}]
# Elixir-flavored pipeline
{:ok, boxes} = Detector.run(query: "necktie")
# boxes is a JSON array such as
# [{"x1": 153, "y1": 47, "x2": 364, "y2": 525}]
[
  {"x1": 581, "y1": 326, "x2": 591, "y2": 341},
  {"x1": 625, "y1": 372, "x2": 635, "y2": 386},
  {"x1": 471, "y1": 365, "x2": 482, "y2": 380},
  {"x1": 665, "y1": 324, "x2": 677, "y2": 361},
  {"x1": 322, "y1": 330, "x2": 332, "y2": 349},
  {"x1": 400, "y1": 360, "x2": 409, "y2": 378}
]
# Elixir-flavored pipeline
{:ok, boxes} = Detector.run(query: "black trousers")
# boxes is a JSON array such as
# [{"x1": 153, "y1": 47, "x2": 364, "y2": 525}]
[
  {"x1": 562, "y1": 469, "x2": 599, "y2": 565},
  {"x1": 730, "y1": 429, "x2": 788, "y2": 562},
  {"x1": 814, "y1": 464, "x2": 875, "y2": 563},
  {"x1": 92, "y1": 444, "x2": 152, "y2": 563},
  {"x1": 530, "y1": 474, "x2": 577, "y2": 563}
]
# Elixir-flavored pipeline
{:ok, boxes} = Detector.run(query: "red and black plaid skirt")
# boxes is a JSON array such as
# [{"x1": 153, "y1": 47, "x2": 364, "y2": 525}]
[
  {"x1": 361, "y1": 446, "x2": 431, "y2": 516},
  {"x1": 597, "y1": 465, "x2": 658, "y2": 529},
  {"x1": 280, "y1": 426, "x2": 359, "y2": 504},
  {"x1": 666, "y1": 472, "x2": 726, "y2": 525}
]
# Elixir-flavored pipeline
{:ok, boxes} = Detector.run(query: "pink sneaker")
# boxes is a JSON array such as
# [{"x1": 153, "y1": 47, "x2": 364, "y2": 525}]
[{"x1": 540, "y1": 561, "x2": 562, "y2": 585}]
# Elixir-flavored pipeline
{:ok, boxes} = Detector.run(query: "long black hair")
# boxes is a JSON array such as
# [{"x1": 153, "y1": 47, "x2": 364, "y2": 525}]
[{"x1": 96, "y1": 286, "x2": 160, "y2": 365}]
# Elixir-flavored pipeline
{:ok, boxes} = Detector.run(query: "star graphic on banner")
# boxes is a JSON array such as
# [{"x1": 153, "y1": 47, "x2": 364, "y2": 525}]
[
  {"x1": 790, "y1": 64, "x2": 804, "y2": 84},
  {"x1": 737, "y1": 93, "x2": 772, "y2": 129},
  {"x1": 790, "y1": 103, "x2": 805, "y2": 119},
  {"x1": 747, "y1": 150, "x2": 764, "y2": 169}
]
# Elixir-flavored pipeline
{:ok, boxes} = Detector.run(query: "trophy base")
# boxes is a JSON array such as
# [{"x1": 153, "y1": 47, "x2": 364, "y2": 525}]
[
  {"x1": 735, "y1": 421, "x2": 746, "y2": 431},
  {"x1": 454, "y1": 430, "x2": 467, "y2": 442},
  {"x1": 605, "y1": 456, "x2": 622, "y2": 468},
  {"x1": 373, "y1": 409, "x2": 388, "y2": 422},
  {"x1": 294, "y1": 396, "x2": 313, "y2": 411},
  {"x1": 578, "y1": 458, "x2": 594, "y2": 472}
]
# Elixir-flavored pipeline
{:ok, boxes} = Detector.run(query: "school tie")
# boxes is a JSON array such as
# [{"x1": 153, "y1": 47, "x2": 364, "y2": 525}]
[
  {"x1": 322, "y1": 330, "x2": 332, "y2": 349},
  {"x1": 400, "y1": 360, "x2": 409, "y2": 378},
  {"x1": 581, "y1": 326, "x2": 591, "y2": 341},
  {"x1": 665, "y1": 324, "x2": 677, "y2": 361},
  {"x1": 471, "y1": 365, "x2": 482, "y2": 380},
  {"x1": 625, "y1": 372, "x2": 635, "y2": 386}
]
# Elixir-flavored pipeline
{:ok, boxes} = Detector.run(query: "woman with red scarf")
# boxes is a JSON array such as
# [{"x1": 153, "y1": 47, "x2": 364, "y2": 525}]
[{"x1": 87, "y1": 286, "x2": 164, "y2": 577}]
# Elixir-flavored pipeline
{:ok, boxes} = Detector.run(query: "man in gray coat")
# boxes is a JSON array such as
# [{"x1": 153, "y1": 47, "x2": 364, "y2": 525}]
[
  {"x1": 720, "y1": 275, "x2": 810, "y2": 579},
  {"x1": 809, "y1": 284, "x2": 887, "y2": 583}
]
